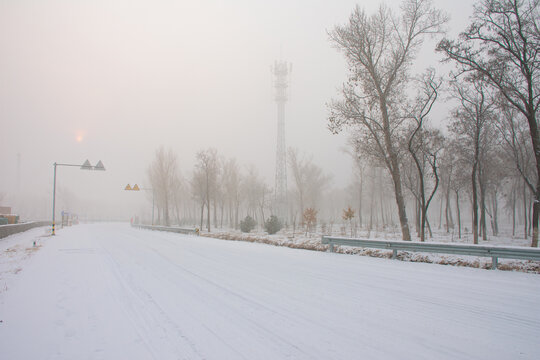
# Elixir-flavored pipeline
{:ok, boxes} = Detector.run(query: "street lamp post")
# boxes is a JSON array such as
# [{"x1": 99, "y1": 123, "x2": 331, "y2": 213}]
[
  {"x1": 125, "y1": 184, "x2": 154, "y2": 225},
  {"x1": 52, "y1": 160, "x2": 105, "y2": 235}
]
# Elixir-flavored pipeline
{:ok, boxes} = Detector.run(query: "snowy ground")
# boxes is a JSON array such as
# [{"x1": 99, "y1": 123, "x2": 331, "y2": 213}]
[{"x1": 1, "y1": 223, "x2": 539, "y2": 359}]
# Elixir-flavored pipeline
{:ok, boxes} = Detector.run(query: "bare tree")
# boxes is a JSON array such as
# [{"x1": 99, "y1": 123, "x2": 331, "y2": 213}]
[
  {"x1": 195, "y1": 148, "x2": 219, "y2": 232},
  {"x1": 288, "y1": 148, "x2": 307, "y2": 219},
  {"x1": 439, "y1": 140, "x2": 468, "y2": 239},
  {"x1": 190, "y1": 168, "x2": 207, "y2": 231},
  {"x1": 504, "y1": 175, "x2": 521, "y2": 237},
  {"x1": 222, "y1": 158, "x2": 242, "y2": 229},
  {"x1": 496, "y1": 104, "x2": 537, "y2": 196},
  {"x1": 402, "y1": 154, "x2": 422, "y2": 234},
  {"x1": 328, "y1": 0, "x2": 448, "y2": 241},
  {"x1": 437, "y1": 0, "x2": 540, "y2": 246},
  {"x1": 449, "y1": 78, "x2": 496, "y2": 244},
  {"x1": 406, "y1": 69, "x2": 443, "y2": 241},
  {"x1": 242, "y1": 165, "x2": 268, "y2": 226},
  {"x1": 288, "y1": 148, "x2": 331, "y2": 222},
  {"x1": 171, "y1": 174, "x2": 185, "y2": 225},
  {"x1": 148, "y1": 146, "x2": 180, "y2": 226},
  {"x1": 345, "y1": 145, "x2": 367, "y2": 227}
]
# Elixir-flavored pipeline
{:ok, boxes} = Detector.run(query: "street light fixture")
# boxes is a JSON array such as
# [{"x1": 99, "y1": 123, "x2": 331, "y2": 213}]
[
  {"x1": 124, "y1": 184, "x2": 154, "y2": 225},
  {"x1": 52, "y1": 159, "x2": 106, "y2": 235}
]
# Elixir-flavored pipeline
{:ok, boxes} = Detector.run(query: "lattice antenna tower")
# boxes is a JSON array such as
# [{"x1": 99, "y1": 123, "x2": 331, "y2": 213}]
[{"x1": 271, "y1": 60, "x2": 292, "y2": 222}]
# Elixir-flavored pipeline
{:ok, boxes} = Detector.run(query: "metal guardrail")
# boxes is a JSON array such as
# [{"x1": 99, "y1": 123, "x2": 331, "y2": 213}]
[
  {"x1": 321, "y1": 236, "x2": 540, "y2": 270},
  {"x1": 0, "y1": 221, "x2": 51, "y2": 239},
  {"x1": 134, "y1": 224, "x2": 199, "y2": 236}
]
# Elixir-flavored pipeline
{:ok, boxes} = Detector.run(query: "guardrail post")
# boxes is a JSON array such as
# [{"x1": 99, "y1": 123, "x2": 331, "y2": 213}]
[
  {"x1": 392, "y1": 249, "x2": 397, "y2": 259},
  {"x1": 329, "y1": 243, "x2": 334, "y2": 253},
  {"x1": 491, "y1": 257, "x2": 498, "y2": 270}
]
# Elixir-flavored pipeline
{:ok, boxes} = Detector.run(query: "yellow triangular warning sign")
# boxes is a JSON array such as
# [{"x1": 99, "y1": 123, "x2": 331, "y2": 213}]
[
  {"x1": 125, "y1": 184, "x2": 132, "y2": 190},
  {"x1": 132, "y1": 184, "x2": 140, "y2": 191}
]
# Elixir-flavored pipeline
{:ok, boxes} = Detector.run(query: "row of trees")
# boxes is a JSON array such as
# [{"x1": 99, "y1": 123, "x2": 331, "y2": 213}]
[
  {"x1": 145, "y1": 138, "x2": 535, "y2": 242},
  {"x1": 146, "y1": 146, "x2": 332, "y2": 233},
  {"x1": 329, "y1": 0, "x2": 539, "y2": 246}
]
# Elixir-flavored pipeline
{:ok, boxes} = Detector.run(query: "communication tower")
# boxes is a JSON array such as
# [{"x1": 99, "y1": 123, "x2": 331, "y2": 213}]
[{"x1": 271, "y1": 60, "x2": 292, "y2": 222}]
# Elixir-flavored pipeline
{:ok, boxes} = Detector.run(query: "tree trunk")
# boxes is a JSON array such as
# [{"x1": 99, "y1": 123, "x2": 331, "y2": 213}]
[
  {"x1": 455, "y1": 190, "x2": 461, "y2": 239},
  {"x1": 444, "y1": 194, "x2": 450, "y2": 233},
  {"x1": 445, "y1": 186, "x2": 453, "y2": 233},
  {"x1": 426, "y1": 217, "x2": 433, "y2": 239},
  {"x1": 228, "y1": 201, "x2": 232, "y2": 228},
  {"x1": 379, "y1": 95, "x2": 410, "y2": 240},
  {"x1": 234, "y1": 202, "x2": 239, "y2": 230},
  {"x1": 206, "y1": 197, "x2": 211, "y2": 232},
  {"x1": 479, "y1": 168, "x2": 487, "y2": 241},
  {"x1": 523, "y1": 181, "x2": 528, "y2": 239},
  {"x1": 528, "y1": 199, "x2": 532, "y2": 237},
  {"x1": 200, "y1": 202, "x2": 204, "y2": 230},
  {"x1": 414, "y1": 197, "x2": 422, "y2": 238},
  {"x1": 512, "y1": 184, "x2": 516, "y2": 237},
  {"x1": 420, "y1": 185, "x2": 426, "y2": 242},
  {"x1": 525, "y1": 112, "x2": 540, "y2": 247},
  {"x1": 175, "y1": 200, "x2": 181, "y2": 226},
  {"x1": 164, "y1": 198, "x2": 170, "y2": 227},
  {"x1": 472, "y1": 162, "x2": 479, "y2": 245},
  {"x1": 393, "y1": 171, "x2": 411, "y2": 240},
  {"x1": 491, "y1": 192, "x2": 499, "y2": 236},
  {"x1": 369, "y1": 187, "x2": 374, "y2": 232},
  {"x1": 358, "y1": 178, "x2": 363, "y2": 227},
  {"x1": 213, "y1": 198, "x2": 217, "y2": 229},
  {"x1": 533, "y1": 201, "x2": 539, "y2": 247},
  {"x1": 436, "y1": 195, "x2": 442, "y2": 229},
  {"x1": 220, "y1": 203, "x2": 224, "y2": 228},
  {"x1": 379, "y1": 183, "x2": 385, "y2": 228}
]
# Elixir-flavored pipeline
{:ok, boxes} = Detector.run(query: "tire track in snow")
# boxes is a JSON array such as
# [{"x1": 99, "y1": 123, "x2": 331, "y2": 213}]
[
  {"x1": 116, "y1": 231, "x2": 316, "y2": 359},
  {"x1": 95, "y1": 231, "x2": 206, "y2": 360},
  {"x1": 127, "y1": 230, "x2": 429, "y2": 358}
]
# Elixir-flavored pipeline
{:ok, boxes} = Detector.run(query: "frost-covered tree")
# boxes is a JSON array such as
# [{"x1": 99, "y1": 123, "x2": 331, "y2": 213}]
[
  {"x1": 449, "y1": 78, "x2": 497, "y2": 244},
  {"x1": 221, "y1": 158, "x2": 242, "y2": 229},
  {"x1": 328, "y1": 0, "x2": 448, "y2": 241},
  {"x1": 242, "y1": 165, "x2": 269, "y2": 226},
  {"x1": 288, "y1": 148, "x2": 331, "y2": 223},
  {"x1": 190, "y1": 168, "x2": 206, "y2": 231},
  {"x1": 148, "y1": 146, "x2": 180, "y2": 226},
  {"x1": 496, "y1": 104, "x2": 537, "y2": 238},
  {"x1": 438, "y1": 0, "x2": 540, "y2": 246},
  {"x1": 195, "y1": 148, "x2": 219, "y2": 232},
  {"x1": 406, "y1": 69, "x2": 443, "y2": 241}
]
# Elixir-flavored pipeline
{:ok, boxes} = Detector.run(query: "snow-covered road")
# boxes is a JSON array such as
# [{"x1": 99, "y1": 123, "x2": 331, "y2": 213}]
[{"x1": 1, "y1": 223, "x2": 538, "y2": 359}]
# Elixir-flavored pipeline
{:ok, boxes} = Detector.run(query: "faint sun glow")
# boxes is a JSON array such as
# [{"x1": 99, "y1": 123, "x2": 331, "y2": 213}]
[{"x1": 76, "y1": 134, "x2": 84, "y2": 142}]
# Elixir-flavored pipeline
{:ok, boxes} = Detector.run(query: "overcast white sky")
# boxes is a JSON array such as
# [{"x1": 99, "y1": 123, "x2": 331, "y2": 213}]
[{"x1": 0, "y1": 0, "x2": 474, "y2": 219}]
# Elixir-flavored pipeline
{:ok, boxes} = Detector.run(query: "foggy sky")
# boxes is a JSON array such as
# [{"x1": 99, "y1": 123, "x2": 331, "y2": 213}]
[{"x1": 0, "y1": 0, "x2": 473, "y2": 220}]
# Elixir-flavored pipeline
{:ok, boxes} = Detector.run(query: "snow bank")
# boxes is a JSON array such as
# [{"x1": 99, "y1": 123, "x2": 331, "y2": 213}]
[{"x1": 200, "y1": 228, "x2": 540, "y2": 273}]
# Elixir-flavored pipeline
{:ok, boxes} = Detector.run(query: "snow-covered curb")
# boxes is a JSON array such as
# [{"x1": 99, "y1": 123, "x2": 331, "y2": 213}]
[{"x1": 200, "y1": 231, "x2": 540, "y2": 274}]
